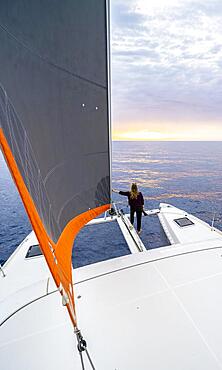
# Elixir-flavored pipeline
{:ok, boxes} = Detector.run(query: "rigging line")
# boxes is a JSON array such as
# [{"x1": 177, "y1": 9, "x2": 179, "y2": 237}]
[
  {"x1": 75, "y1": 328, "x2": 96, "y2": 370},
  {"x1": 0, "y1": 23, "x2": 106, "y2": 90},
  {"x1": 78, "y1": 350, "x2": 96, "y2": 370},
  {"x1": 79, "y1": 352, "x2": 85, "y2": 370},
  {"x1": 85, "y1": 349, "x2": 96, "y2": 370}
]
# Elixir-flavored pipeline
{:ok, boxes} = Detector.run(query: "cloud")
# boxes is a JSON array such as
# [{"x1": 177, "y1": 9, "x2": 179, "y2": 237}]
[
  {"x1": 112, "y1": 2, "x2": 146, "y2": 30},
  {"x1": 111, "y1": 0, "x2": 222, "y2": 138}
]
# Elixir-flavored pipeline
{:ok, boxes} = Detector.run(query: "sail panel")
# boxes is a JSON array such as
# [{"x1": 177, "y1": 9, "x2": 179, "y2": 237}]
[
  {"x1": 0, "y1": 0, "x2": 111, "y2": 243},
  {"x1": 0, "y1": 126, "x2": 109, "y2": 327},
  {"x1": 0, "y1": 0, "x2": 111, "y2": 327}
]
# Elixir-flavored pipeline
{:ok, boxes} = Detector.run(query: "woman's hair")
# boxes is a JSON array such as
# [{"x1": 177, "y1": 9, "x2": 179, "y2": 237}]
[{"x1": 130, "y1": 183, "x2": 139, "y2": 199}]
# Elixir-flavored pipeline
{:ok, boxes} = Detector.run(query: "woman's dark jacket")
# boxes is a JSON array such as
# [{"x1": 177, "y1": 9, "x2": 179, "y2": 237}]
[{"x1": 119, "y1": 191, "x2": 144, "y2": 210}]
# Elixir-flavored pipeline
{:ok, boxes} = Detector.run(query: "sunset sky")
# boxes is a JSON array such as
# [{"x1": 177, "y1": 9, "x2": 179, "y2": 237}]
[{"x1": 111, "y1": 0, "x2": 222, "y2": 140}]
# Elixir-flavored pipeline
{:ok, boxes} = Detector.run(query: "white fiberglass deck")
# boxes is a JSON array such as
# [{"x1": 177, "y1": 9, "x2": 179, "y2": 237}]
[
  {"x1": 1, "y1": 241, "x2": 222, "y2": 368},
  {"x1": 158, "y1": 203, "x2": 222, "y2": 245},
  {"x1": 1, "y1": 205, "x2": 222, "y2": 369}
]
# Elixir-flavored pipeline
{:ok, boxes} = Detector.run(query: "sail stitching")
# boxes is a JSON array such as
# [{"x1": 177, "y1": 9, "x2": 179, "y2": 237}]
[
  {"x1": 0, "y1": 86, "x2": 62, "y2": 239},
  {"x1": 1, "y1": 87, "x2": 110, "y2": 240},
  {"x1": 0, "y1": 23, "x2": 106, "y2": 90},
  {"x1": 56, "y1": 186, "x2": 101, "y2": 225},
  {"x1": 75, "y1": 328, "x2": 96, "y2": 370},
  {"x1": 43, "y1": 161, "x2": 66, "y2": 186}
]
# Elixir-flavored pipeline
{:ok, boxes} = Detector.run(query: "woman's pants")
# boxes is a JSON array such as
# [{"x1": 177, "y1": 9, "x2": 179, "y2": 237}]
[{"x1": 130, "y1": 208, "x2": 142, "y2": 232}]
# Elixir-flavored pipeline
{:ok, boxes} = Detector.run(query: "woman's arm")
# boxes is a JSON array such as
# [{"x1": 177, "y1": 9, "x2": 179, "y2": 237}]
[
  {"x1": 112, "y1": 189, "x2": 129, "y2": 196},
  {"x1": 119, "y1": 191, "x2": 130, "y2": 196},
  {"x1": 112, "y1": 188, "x2": 119, "y2": 193}
]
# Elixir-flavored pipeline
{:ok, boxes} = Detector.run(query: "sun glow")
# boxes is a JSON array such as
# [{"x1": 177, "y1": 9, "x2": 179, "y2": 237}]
[
  {"x1": 113, "y1": 125, "x2": 222, "y2": 141},
  {"x1": 115, "y1": 130, "x2": 176, "y2": 141}
]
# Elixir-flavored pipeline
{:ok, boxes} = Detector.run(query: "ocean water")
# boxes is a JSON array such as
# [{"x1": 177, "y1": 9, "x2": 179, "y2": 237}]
[{"x1": 1, "y1": 141, "x2": 222, "y2": 268}]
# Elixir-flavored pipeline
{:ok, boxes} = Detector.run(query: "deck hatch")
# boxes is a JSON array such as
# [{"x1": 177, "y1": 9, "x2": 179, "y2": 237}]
[
  {"x1": 25, "y1": 245, "x2": 42, "y2": 258},
  {"x1": 174, "y1": 217, "x2": 194, "y2": 227}
]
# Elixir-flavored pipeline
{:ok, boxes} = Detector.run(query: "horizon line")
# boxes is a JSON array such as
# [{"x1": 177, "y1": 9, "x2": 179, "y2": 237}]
[{"x1": 112, "y1": 139, "x2": 222, "y2": 142}]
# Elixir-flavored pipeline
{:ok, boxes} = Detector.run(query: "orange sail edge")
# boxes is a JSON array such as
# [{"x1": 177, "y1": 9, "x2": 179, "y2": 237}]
[
  {"x1": 54, "y1": 202, "x2": 110, "y2": 327},
  {"x1": 0, "y1": 128, "x2": 110, "y2": 327}
]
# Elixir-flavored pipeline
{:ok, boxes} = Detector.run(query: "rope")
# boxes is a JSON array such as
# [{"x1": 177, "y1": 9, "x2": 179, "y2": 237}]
[
  {"x1": 85, "y1": 349, "x2": 96, "y2": 369},
  {"x1": 79, "y1": 352, "x2": 85, "y2": 370},
  {"x1": 75, "y1": 328, "x2": 96, "y2": 370}
]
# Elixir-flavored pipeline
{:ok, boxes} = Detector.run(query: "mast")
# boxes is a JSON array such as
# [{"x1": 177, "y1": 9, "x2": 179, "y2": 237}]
[{"x1": 106, "y1": 0, "x2": 113, "y2": 199}]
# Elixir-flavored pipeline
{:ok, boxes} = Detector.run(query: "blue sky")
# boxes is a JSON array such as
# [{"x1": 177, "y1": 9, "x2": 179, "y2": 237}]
[{"x1": 111, "y1": 0, "x2": 222, "y2": 140}]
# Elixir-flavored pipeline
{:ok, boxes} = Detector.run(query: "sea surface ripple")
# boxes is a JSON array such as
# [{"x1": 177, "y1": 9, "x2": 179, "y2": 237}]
[{"x1": 1, "y1": 141, "x2": 222, "y2": 268}]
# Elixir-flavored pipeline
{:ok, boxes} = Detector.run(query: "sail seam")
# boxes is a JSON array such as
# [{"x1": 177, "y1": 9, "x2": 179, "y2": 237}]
[
  {"x1": 0, "y1": 86, "x2": 61, "y2": 239},
  {"x1": 0, "y1": 23, "x2": 106, "y2": 90}
]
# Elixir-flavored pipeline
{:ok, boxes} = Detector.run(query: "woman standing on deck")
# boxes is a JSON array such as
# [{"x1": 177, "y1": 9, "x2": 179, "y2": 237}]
[{"x1": 113, "y1": 183, "x2": 145, "y2": 234}]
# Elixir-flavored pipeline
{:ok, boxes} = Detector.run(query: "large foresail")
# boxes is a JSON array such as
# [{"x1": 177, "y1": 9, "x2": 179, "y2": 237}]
[{"x1": 0, "y1": 0, "x2": 111, "y2": 326}]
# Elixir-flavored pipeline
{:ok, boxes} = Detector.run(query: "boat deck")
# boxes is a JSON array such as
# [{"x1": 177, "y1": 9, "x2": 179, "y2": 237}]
[
  {"x1": 158, "y1": 203, "x2": 222, "y2": 245},
  {"x1": 1, "y1": 204, "x2": 222, "y2": 369},
  {"x1": 1, "y1": 239, "x2": 222, "y2": 369}
]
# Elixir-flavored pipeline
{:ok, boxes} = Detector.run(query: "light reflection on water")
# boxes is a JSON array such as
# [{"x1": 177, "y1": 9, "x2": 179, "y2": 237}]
[
  {"x1": 112, "y1": 141, "x2": 222, "y2": 245},
  {"x1": 1, "y1": 141, "x2": 222, "y2": 267},
  {"x1": 145, "y1": 191, "x2": 222, "y2": 201}
]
